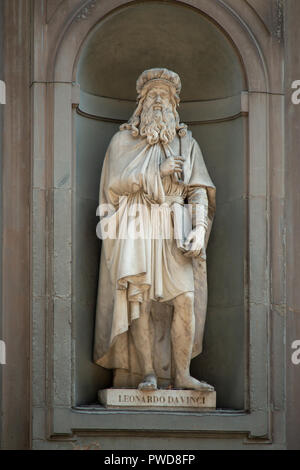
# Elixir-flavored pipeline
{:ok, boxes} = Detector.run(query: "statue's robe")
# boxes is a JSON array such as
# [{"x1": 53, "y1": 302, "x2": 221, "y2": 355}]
[{"x1": 94, "y1": 129, "x2": 216, "y2": 387}]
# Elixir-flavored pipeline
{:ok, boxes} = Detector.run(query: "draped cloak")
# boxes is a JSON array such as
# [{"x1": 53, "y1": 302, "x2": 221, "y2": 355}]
[{"x1": 93, "y1": 129, "x2": 216, "y2": 387}]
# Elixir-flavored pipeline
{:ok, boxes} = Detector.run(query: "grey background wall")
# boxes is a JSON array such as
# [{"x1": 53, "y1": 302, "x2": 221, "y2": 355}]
[
  {"x1": 191, "y1": 119, "x2": 246, "y2": 410},
  {"x1": 1, "y1": 0, "x2": 31, "y2": 450},
  {"x1": 74, "y1": 115, "x2": 118, "y2": 404}
]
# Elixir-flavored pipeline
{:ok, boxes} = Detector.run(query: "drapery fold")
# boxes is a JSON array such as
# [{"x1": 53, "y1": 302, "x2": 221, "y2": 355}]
[{"x1": 94, "y1": 130, "x2": 215, "y2": 386}]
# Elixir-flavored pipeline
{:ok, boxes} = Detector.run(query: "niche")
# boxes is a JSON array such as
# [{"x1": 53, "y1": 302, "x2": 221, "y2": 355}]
[{"x1": 74, "y1": 0, "x2": 247, "y2": 409}]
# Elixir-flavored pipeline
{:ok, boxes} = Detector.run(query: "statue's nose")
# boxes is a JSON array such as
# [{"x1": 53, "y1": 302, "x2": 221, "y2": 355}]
[{"x1": 155, "y1": 96, "x2": 162, "y2": 103}]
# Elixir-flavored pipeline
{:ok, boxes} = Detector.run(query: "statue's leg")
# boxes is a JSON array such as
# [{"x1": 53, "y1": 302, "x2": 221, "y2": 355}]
[
  {"x1": 130, "y1": 300, "x2": 157, "y2": 391},
  {"x1": 172, "y1": 292, "x2": 214, "y2": 391}
]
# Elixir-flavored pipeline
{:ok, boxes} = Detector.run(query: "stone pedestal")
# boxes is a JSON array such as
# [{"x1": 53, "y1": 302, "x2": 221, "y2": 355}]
[{"x1": 99, "y1": 388, "x2": 216, "y2": 411}]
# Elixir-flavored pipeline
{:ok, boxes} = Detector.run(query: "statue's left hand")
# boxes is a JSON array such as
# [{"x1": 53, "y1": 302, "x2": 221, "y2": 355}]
[{"x1": 183, "y1": 226, "x2": 206, "y2": 257}]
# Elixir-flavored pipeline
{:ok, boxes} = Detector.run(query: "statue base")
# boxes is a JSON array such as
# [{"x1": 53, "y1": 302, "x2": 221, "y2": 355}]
[{"x1": 99, "y1": 388, "x2": 216, "y2": 411}]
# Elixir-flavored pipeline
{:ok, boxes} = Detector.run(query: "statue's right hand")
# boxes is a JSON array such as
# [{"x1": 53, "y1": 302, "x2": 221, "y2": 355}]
[{"x1": 160, "y1": 156, "x2": 184, "y2": 178}]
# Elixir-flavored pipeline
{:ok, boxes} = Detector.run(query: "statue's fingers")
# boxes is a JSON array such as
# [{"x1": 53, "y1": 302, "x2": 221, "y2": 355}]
[
  {"x1": 173, "y1": 172, "x2": 182, "y2": 181},
  {"x1": 184, "y1": 250, "x2": 196, "y2": 258},
  {"x1": 185, "y1": 249, "x2": 201, "y2": 258},
  {"x1": 185, "y1": 234, "x2": 193, "y2": 244},
  {"x1": 190, "y1": 242, "x2": 201, "y2": 251},
  {"x1": 184, "y1": 238, "x2": 194, "y2": 248}
]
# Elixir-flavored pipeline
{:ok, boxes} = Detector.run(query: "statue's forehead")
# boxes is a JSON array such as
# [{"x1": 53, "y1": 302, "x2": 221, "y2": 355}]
[{"x1": 144, "y1": 82, "x2": 172, "y2": 95}]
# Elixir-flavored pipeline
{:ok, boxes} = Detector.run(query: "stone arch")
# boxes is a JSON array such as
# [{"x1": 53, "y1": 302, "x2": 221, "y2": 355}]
[{"x1": 50, "y1": 0, "x2": 270, "y2": 92}]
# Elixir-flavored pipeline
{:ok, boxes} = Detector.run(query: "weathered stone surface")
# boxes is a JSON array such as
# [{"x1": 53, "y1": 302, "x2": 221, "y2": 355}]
[
  {"x1": 94, "y1": 68, "x2": 216, "y2": 393},
  {"x1": 2, "y1": 0, "x2": 31, "y2": 450},
  {"x1": 99, "y1": 388, "x2": 216, "y2": 411}
]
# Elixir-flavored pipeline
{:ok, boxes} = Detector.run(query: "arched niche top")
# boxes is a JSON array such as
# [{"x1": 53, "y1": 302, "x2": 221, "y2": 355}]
[
  {"x1": 77, "y1": 2, "x2": 246, "y2": 101},
  {"x1": 52, "y1": 0, "x2": 269, "y2": 93}
]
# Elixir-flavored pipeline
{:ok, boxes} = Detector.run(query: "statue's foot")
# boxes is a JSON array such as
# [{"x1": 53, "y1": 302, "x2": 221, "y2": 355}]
[
  {"x1": 138, "y1": 373, "x2": 157, "y2": 391},
  {"x1": 174, "y1": 375, "x2": 214, "y2": 392}
]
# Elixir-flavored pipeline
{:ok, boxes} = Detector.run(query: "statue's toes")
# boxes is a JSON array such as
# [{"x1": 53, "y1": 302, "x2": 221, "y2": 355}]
[
  {"x1": 195, "y1": 380, "x2": 214, "y2": 392},
  {"x1": 201, "y1": 383, "x2": 214, "y2": 392},
  {"x1": 175, "y1": 376, "x2": 214, "y2": 391},
  {"x1": 138, "y1": 374, "x2": 157, "y2": 391},
  {"x1": 138, "y1": 381, "x2": 157, "y2": 391}
]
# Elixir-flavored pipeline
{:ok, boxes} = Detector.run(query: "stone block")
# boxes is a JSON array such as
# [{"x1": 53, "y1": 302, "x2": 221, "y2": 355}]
[{"x1": 99, "y1": 388, "x2": 216, "y2": 411}]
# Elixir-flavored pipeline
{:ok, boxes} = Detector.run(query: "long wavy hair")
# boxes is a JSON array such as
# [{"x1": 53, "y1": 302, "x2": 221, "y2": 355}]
[{"x1": 120, "y1": 84, "x2": 187, "y2": 139}]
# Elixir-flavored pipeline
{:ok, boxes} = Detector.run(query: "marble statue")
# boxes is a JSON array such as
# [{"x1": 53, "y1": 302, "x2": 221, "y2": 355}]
[{"x1": 94, "y1": 68, "x2": 216, "y2": 392}]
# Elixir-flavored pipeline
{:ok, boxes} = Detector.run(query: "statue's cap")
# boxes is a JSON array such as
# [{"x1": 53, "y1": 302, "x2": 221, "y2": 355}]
[{"x1": 136, "y1": 68, "x2": 181, "y2": 95}]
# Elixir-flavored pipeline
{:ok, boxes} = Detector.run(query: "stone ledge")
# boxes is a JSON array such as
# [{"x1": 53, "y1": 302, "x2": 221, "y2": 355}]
[{"x1": 99, "y1": 388, "x2": 216, "y2": 411}]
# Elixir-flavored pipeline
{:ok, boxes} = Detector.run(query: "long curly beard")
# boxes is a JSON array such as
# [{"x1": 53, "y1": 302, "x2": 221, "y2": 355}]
[{"x1": 139, "y1": 104, "x2": 177, "y2": 145}]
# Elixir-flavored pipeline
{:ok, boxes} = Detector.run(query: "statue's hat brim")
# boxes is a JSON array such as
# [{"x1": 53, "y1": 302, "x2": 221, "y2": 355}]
[{"x1": 136, "y1": 68, "x2": 181, "y2": 95}]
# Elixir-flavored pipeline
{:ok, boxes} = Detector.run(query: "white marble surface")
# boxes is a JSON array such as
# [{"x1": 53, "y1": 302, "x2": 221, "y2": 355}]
[
  {"x1": 94, "y1": 68, "x2": 216, "y2": 392},
  {"x1": 99, "y1": 388, "x2": 216, "y2": 411}
]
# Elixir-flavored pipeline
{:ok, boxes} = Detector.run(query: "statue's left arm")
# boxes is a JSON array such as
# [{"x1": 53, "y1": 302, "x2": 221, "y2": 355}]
[
  {"x1": 183, "y1": 186, "x2": 209, "y2": 258},
  {"x1": 183, "y1": 136, "x2": 215, "y2": 258}
]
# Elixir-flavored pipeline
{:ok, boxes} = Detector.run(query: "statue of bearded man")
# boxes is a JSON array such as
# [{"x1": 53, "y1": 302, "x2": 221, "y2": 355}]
[{"x1": 94, "y1": 68, "x2": 216, "y2": 392}]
